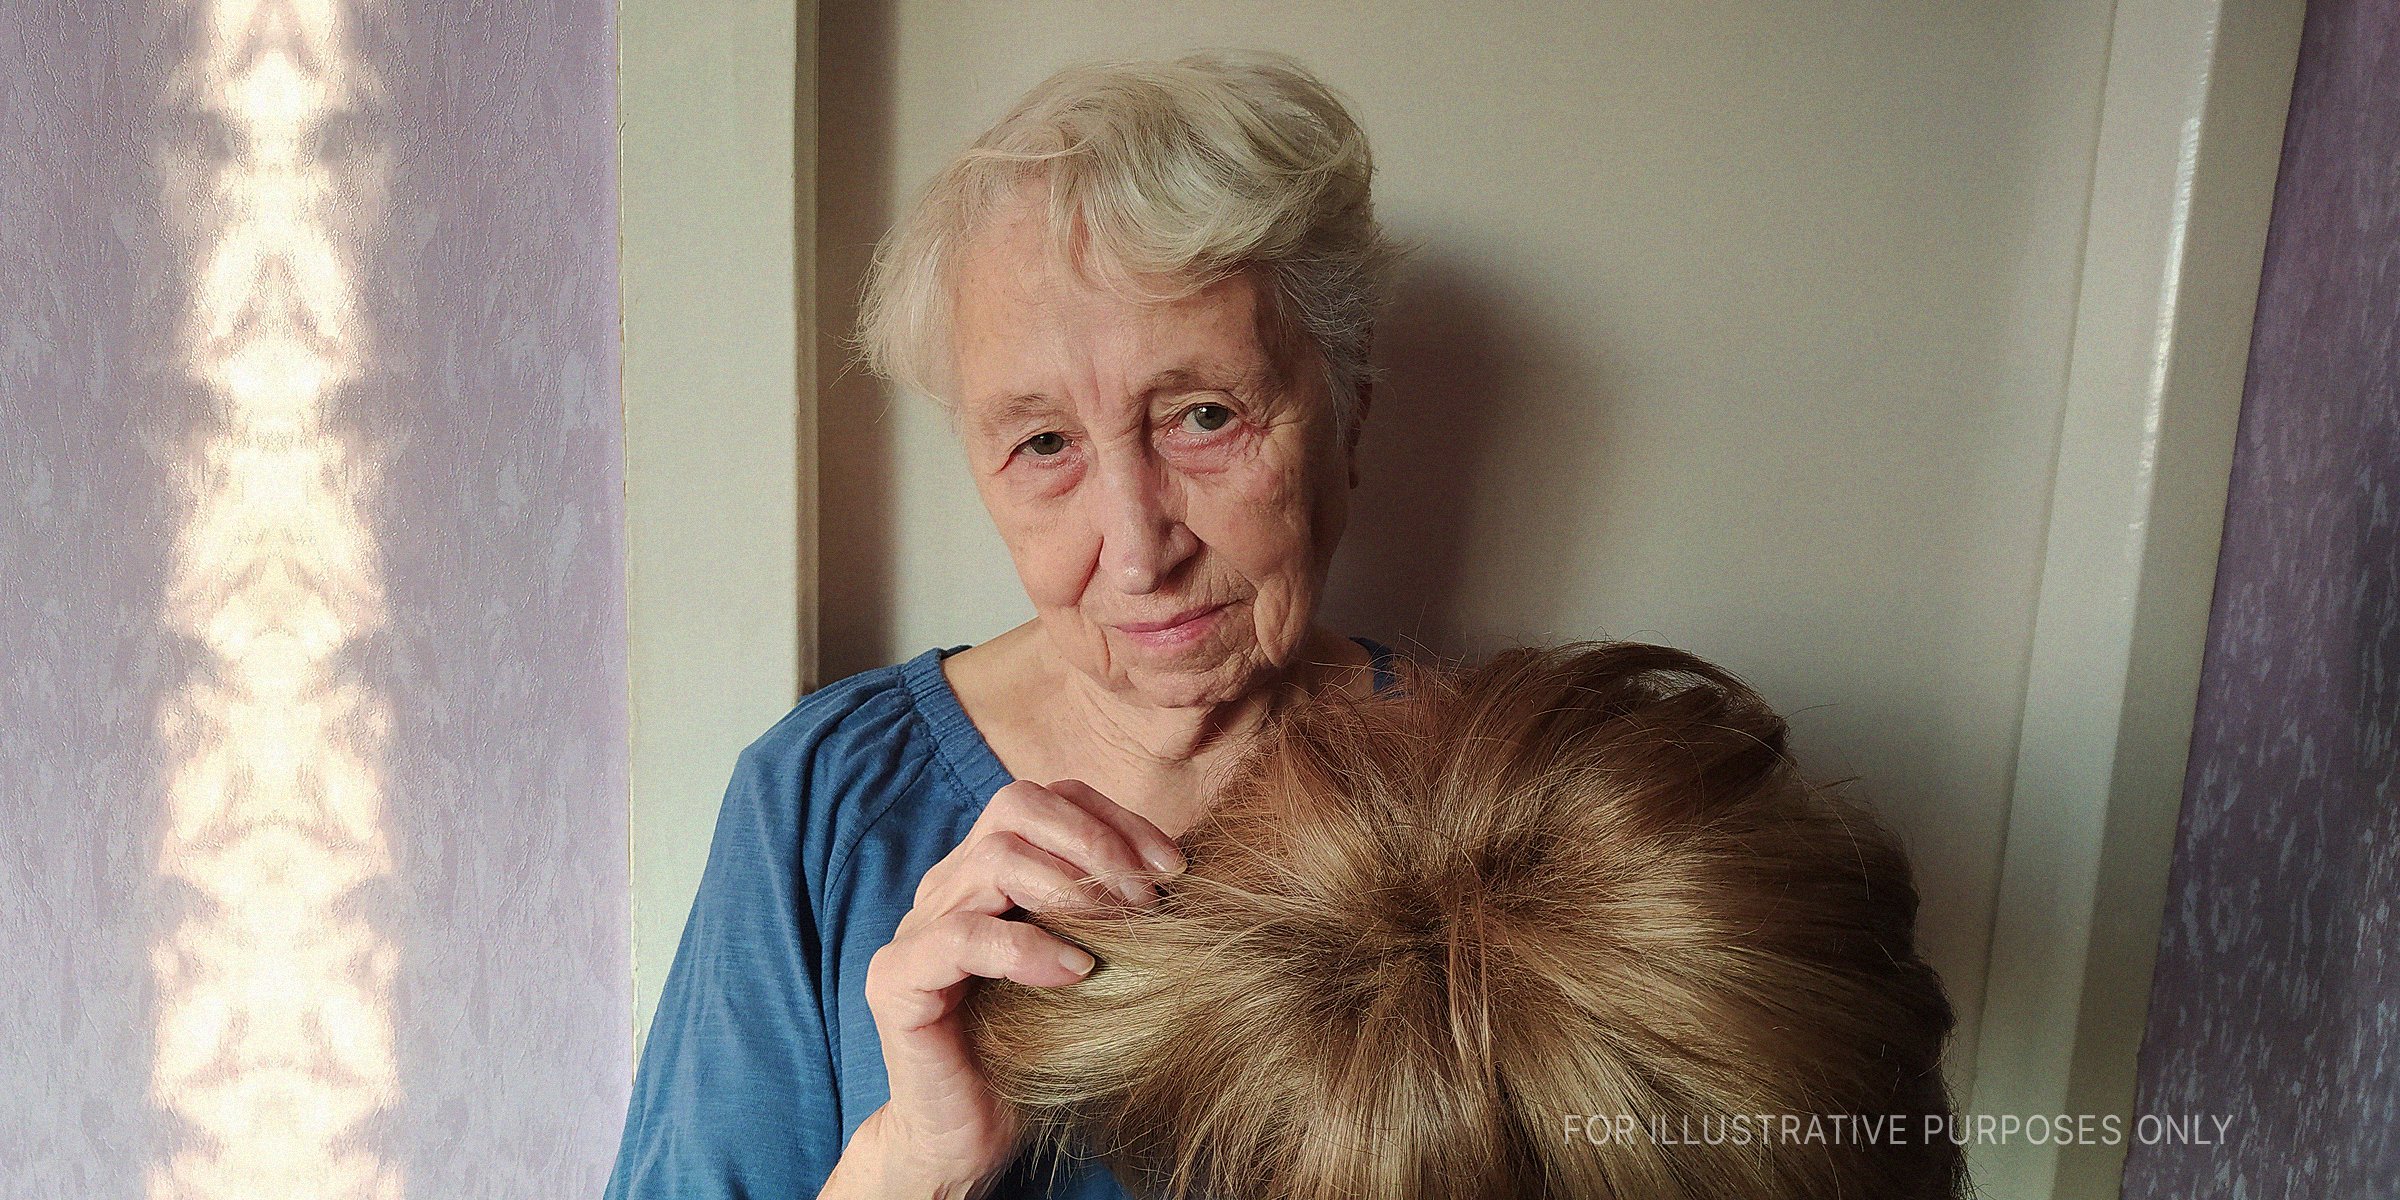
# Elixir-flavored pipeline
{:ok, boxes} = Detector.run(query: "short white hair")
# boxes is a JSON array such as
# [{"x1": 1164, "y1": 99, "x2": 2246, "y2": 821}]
[{"x1": 856, "y1": 49, "x2": 1400, "y2": 439}]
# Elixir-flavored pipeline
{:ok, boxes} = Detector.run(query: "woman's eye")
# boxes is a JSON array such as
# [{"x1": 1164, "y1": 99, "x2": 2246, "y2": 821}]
[
  {"x1": 1180, "y1": 403, "x2": 1234, "y2": 434},
  {"x1": 1019, "y1": 431, "x2": 1068, "y2": 457}
]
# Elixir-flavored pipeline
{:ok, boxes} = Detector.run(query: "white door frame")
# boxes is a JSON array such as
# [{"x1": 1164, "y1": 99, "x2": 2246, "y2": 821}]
[
  {"x1": 1969, "y1": 1, "x2": 2304, "y2": 1196},
  {"x1": 619, "y1": 0, "x2": 817, "y2": 1053}
]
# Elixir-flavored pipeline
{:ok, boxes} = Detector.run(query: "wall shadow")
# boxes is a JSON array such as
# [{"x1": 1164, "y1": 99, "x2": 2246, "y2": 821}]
[
  {"x1": 815, "y1": 0, "x2": 900, "y2": 684},
  {"x1": 1323, "y1": 244, "x2": 1613, "y2": 666}
]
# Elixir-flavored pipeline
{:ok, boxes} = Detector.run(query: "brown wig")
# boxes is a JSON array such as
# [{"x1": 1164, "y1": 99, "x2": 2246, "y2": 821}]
[{"x1": 962, "y1": 641, "x2": 1963, "y2": 1200}]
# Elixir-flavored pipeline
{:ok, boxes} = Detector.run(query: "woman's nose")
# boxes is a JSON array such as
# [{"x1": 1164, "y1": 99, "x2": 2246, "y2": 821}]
[{"x1": 1095, "y1": 461, "x2": 1196, "y2": 595}]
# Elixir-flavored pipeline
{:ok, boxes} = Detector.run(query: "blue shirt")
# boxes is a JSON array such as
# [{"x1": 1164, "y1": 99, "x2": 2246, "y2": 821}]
[{"x1": 603, "y1": 638, "x2": 1401, "y2": 1200}]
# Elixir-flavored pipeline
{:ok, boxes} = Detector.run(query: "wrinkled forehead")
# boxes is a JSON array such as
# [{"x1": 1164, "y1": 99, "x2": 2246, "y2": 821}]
[{"x1": 945, "y1": 198, "x2": 1306, "y2": 412}]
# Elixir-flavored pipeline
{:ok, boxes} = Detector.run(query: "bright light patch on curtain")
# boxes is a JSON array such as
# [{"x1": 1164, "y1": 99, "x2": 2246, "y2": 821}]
[{"x1": 153, "y1": 2, "x2": 400, "y2": 1196}]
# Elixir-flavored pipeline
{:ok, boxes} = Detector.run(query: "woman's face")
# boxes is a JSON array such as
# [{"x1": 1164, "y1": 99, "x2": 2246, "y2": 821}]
[{"x1": 948, "y1": 200, "x2": 1357, "y2": 709}]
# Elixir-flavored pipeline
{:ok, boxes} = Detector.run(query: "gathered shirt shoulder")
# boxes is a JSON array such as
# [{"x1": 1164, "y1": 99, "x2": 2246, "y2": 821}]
[{"x1": 603, "y1": 638, "x2": 1400, "y2": 1200}]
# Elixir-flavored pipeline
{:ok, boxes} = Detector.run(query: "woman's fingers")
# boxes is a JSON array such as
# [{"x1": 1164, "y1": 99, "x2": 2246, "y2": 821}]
[
  {"x1": 894, "y1": 776, "x2": 1185, "y2": 949},
  {"x1": 859, "y1": 910, "x2": 1087, "y2": 1193},
  {"x1": 866, "y1": 909, "x2": 1096, "y2": 1031},
  {"x1": 972, "y1": 779, "x2": 1176, "y2": 904},
  {"x1": 900, "y1": 833, "x2": 1138, "y2": 945},
  {"x1": 1041, "y1": 777, "x2": 1186, "y2": 875},
  {"x1": 851, "y1": 780, "x2": 1174, "y2": 1195},
  {"x1": 919, "y1": 832, "x2": 1126, "y2": 936}
]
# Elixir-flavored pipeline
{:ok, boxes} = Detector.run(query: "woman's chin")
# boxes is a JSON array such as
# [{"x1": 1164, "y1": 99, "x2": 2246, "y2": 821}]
[{"x1": 1109, "y1": 642, "x2": 1263, "y2": 708}]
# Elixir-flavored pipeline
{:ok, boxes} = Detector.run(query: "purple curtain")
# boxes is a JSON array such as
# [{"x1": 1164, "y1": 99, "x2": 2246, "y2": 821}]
[
  {"x1": 2120, "y1": 0, "x2": 2400, "y2": 1194},
  {"x1": 0, "y1": 2, "x2": 631, "y2": 1195}
]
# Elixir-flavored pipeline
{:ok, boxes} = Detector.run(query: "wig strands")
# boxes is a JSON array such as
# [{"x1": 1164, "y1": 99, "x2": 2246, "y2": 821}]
[{"x1": 963, "y1": 642, "x2": 1964, "y2": 1200}]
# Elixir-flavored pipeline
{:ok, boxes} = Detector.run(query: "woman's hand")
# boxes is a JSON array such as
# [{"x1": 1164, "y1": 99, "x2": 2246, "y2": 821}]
[{"x1": 823, "y1": 778, "x2": 1185, "y2": 1199}]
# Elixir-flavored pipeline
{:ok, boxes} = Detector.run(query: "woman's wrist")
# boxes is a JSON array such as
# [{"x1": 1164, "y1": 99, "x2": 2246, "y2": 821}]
[{"x1": 823, "y1": 1105, "x2": 994, "y2": 1200}]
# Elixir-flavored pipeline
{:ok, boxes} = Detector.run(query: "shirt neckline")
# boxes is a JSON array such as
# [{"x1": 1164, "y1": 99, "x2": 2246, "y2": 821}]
[{"x1": 899, "y1": 636, "x2": 1401, "y2": 810}]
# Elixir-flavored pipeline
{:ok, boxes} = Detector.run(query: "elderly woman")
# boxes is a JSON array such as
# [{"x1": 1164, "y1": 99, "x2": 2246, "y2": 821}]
[{"x1": 603, "y1": 51, "x2": 1403, "y2": 1200}]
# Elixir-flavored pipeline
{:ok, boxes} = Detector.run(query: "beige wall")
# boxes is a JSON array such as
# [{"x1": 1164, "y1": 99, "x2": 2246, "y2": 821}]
[
  {"x1": 815, "y1": 4, "x2": 2295, "y2": 1196},
  {"x1": 823, "y1": 0, "x2": 2115, "y2": 1092},
  {"x1": 624, "y1": 0, "x2": 811, "y2": 1050}
]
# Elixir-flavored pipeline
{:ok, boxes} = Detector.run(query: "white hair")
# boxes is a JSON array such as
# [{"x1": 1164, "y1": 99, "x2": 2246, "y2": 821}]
[{"x1": 856, "y1": 49, "x2": 1401, "y2": 440}]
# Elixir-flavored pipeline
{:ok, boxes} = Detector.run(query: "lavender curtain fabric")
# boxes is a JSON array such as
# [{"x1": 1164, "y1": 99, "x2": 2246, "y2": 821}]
[
  {"x1": 2120, "y1": 1, "x2": 2400, "y2": 1194},
  {"x1": 0, "y1": 3, "x2": 630, "y2": 1196}
]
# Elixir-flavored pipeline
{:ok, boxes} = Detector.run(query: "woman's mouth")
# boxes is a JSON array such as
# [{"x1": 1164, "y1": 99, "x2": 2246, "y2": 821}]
[{"x1": 1112, "y1": 602, "x2": 1227, "y2": 649}]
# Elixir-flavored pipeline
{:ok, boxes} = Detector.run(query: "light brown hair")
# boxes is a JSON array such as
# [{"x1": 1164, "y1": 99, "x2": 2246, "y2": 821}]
[{"x1": 963, "y1": 641, "x2": 1963, "y2": 1200}]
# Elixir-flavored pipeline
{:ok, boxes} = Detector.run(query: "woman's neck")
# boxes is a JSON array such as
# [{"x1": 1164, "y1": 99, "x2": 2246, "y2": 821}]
[{"x1": 947, "y1": 621, "x2": 1372, "y2": 838}]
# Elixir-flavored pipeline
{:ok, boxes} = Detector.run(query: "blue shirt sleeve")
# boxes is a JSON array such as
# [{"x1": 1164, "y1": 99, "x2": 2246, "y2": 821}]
[{"x1": 603, "y1": 731, "x2": 840, "y2": 1199}]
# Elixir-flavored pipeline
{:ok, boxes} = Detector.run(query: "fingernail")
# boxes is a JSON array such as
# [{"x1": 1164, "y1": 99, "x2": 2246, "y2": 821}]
[
  {"x1": 1145, "y1": 846, "x2": 1185, "y2": 874},
  {"x1": 1057, "y1": 945, "x2": 1095, "y2": 975}
]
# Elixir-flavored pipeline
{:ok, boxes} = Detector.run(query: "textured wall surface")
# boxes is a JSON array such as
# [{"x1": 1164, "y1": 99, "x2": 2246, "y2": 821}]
[
  {"x1": 0, "y1": 2, "x2": 630, "y2": 1197},
  {"x1": 2120, "y1": 0, "x2": 2399, "y2": 1195},
  {"x1": 0, "y1": 9, "x2": 191, "y2": 1195}
]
